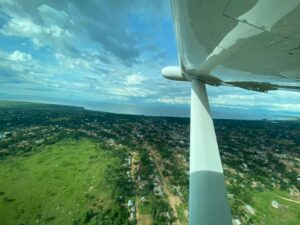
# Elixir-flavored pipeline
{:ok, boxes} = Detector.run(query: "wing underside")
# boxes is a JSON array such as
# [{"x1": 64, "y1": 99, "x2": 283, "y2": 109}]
[{"x1": 170, "y1": 0, "x2": 300, "y2": 92}]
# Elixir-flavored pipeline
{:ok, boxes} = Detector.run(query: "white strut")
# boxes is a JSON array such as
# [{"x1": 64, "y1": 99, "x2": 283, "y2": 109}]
[{"x1": 189, "y1": 79, "x2": 232, "y2": 225}]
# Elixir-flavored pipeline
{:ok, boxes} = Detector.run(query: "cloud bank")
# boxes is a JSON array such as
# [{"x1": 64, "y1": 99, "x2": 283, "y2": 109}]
[{"x1": 0, "y1": 0, "x2": 299, "y2": 119}]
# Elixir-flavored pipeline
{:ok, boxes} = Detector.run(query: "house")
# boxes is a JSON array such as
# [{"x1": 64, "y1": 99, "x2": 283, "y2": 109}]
[
  {"x1": 3, "y1": 132, "x2": 11, "y2": 137},
  {"x1": 127, "y1": 157, "x2": 131, "y2": 166},
  {"x1": 154, "y1": 185, "x2": 163, "y2": 196},
  {"x1": 107, "y1": 138, "x2": 115, "y2": 146},
  {"x1": 233, "y1": 219, "x2": 242, "y2": 225},
  {"x1": 271, "y1": 200, "x2": 279, "y2": 209},
  {"x1": 244, "y1": 204, "x2": 255, "y2": 215},
  {"x1": 141, "y1": 196, "x2": 146, "y2": 202},
  {"x1": 227, "y1": 194, "x2": 234, "y2": 199},
  {"x1": 17, "y1": 140, "x2": 29, "y2": 147},
  {"x1": 129, "y1": 212, "x2": 135, "y2": 221},
  {"x1": 127, "y1": 199, "x2": 134, "y2": 207},
  {"x1": 35, "y1": 139, "x2": 45, "y2": 144}
]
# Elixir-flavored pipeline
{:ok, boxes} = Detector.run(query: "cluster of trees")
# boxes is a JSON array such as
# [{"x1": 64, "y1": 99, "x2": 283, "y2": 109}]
[
  {"x1": 0, "y1": 128, "x2": 75, "y2": 158},
  {"x1": 135, "y1": 148, "x2": 176, "y2": 224},
  {"x1": 137, "y1": 149, "x2": 156, "y2": 194},
  {"x1": 78, "y1": 149, "x2": 135, "y2": 225},
  {"x1": 228, "y1": 184, "x2": 255, "y2": 225},
  {"x1": 150, "y1": 196, "x2": 176, "y2": 225}
]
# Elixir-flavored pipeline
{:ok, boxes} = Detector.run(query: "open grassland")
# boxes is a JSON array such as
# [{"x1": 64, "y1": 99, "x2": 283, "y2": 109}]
[
  {"x1": 175, "y1": 204, "x2": 188, "y2": 224},
  {"x1": 0, "y1": 138, "x2": 120, "y2": 225},
  {"x1": 252, "y1": 190, "x2": 300, "y2": 225}
]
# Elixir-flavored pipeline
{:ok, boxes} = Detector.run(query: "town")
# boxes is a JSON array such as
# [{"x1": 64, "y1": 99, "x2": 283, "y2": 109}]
[{"x1": 0, "y1": 101, "x2": 299, "y2": 225}]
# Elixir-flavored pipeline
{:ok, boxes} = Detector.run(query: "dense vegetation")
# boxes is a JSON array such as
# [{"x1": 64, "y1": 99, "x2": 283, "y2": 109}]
[{"x1": 0, "y1": 100, "x2": 299, "y2": 225}]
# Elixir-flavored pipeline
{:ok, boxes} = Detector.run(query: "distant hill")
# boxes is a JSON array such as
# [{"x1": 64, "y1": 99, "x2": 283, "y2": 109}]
[{"x1": 0, "y1": 100, "x2": 84, "y2": 111}]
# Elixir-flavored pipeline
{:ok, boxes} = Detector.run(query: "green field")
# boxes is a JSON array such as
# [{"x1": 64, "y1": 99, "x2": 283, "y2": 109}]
[
  {"x1": 252, "y1": 190, "x2": 300, "y2": 225},
  {"x1": 0, "y1": 138, "x2": 120, "y2": 225},
  {"x1": 175, "y1": 204, "x2": 188, "y2": 224}
]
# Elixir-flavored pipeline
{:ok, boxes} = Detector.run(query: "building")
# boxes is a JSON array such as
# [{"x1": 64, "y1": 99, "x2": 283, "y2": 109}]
[
  {"x1": 271, "y1": 200, "x2": 279, "y2": 209},
  {"x1": 129, "y1": 212, "x2": 135, "y2": 221},
  {"x1": 127, "y1": 199, "x2": 134, "y2": 207},
  {"x1": 244, "y1": 204, "x2": 255, "y2": 215},
  {"x1": 141, "y1": 196, "x2": 146, "y2": 202},
  {"x1": 233, "y1": 219, "x2": 241, "y2": 225}
]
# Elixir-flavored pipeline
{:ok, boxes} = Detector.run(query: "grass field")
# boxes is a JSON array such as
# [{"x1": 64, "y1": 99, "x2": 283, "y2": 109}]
[
  {"x1": 175, "y1": 204, "x2": 188, "y2": 224},
  {"x1": 0, "y1": 138, "x2": 120, "y2": 225},
  {"x1": 252, "y1": 190, "x2": 300, "y2": 225}
]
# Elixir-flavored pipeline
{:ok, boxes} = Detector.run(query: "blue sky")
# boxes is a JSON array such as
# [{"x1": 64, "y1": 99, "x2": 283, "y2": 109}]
[{"x1": 0, "y1": 0, "x2": 299, "y2": 119}]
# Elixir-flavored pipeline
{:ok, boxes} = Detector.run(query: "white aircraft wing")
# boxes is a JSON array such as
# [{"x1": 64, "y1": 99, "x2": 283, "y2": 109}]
[
  {"x1": 163, "y1": 1, "x2": 300, "y2": 225},
  {"x1": 169, "y1": 0, "x2": 300, "y2": 92}
]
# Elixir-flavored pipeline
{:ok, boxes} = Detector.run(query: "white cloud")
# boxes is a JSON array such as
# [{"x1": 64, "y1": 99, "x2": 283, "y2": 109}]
[
  {"x1": 149, "y1": 96, "x2": 190, "y2": 105},
  {"x1": 209, "y1": 89, "x2": 300, "y2": 112},
  {"x1": 125, "y1": 73, "x2": 146, "y2": 85},
  {"x1": 38, "y1": 4, "x2": 68, "y2": 27},
  {"x1": 9, "y1": 50, "x2": 32, "y2": 62},
  {"x1": 1, "y1": 18, "x2": 42, "y2": 36},
  {"x1": 55, "y1": 53, "x2": 92, "y2": 69},
  {"x1": 267, "y1": 103, "x2": 300, "y2": 112},
  {"x1": 1, "y1": 14, "x2": 72, "y2": 49},
  {"x1": 108, "y1": 86, "x2": 154, "y2": 97},
  {"x1": 45, "y1": 25, "x2": 72, "y2": 38},
  {"x1": 0, "y1": 49, "x2": 57, "y2": 86},
  {"x1": 1, "y1": 0, "x2": 299, "y2": 119}
]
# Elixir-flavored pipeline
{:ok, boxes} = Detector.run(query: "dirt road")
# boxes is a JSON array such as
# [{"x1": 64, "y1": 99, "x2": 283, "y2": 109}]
[{"x1": 147, "y1": 146, "x2": 188, "y2": 225}]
